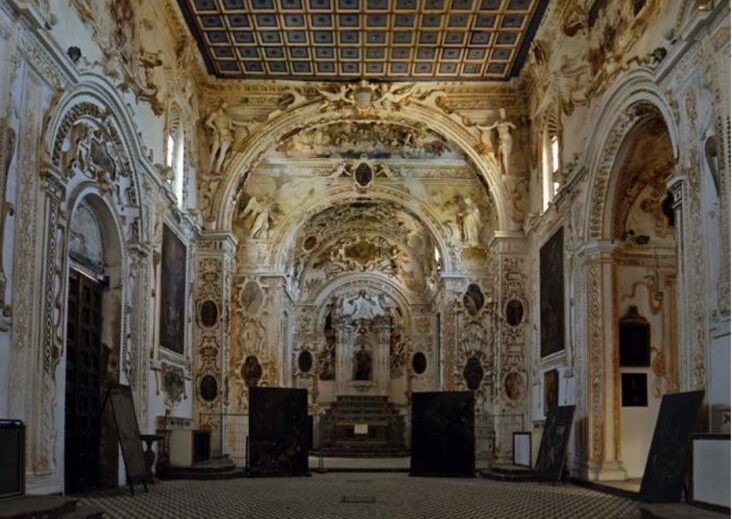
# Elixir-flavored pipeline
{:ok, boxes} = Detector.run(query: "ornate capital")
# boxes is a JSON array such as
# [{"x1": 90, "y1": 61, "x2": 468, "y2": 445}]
[
  {"x1": 39, "y1": 168, "x2": 66, "y2": 201},
  {"x1": 666, "y1": 175, "x2": 686, "y2": 209}
]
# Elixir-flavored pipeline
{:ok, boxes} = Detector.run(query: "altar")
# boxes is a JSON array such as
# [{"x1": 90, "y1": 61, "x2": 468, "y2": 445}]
[{"x1": 315, "y1": 292, "x2": 408, "y2": 457}]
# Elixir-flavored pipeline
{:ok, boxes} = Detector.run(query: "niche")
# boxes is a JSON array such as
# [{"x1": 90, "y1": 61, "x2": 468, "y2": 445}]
[
  {"x1": 505, "y1": 299, "x2": 525, "y2": 327},
  {"x1": 298, "y1": 350, "x2": 313, "y2": 373},
  {"x1": 242, "y1": 356, "x2": 263, "y2": 387},
  {"x1": 463, "y1": 356, "x2": 484, "y2": 391},
  {"x1": 463, "y1": 284, "x2": 485, "y2": 317},
  {"x1": 199, "y1": 300, "x2": 219, "y2": 328},
  {"x1": 199, "y1": 375, "x2": 218, "y2": 402},
  {"x1": 412, "y1": 352, "x2": 427, "y2": 375},
  {"x1": 618, "y1": 306, "x2": 650, "y2": 367}
]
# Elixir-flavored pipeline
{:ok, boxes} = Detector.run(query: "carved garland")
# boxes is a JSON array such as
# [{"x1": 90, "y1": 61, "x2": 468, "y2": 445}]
[{"x1": 587, "y1": 261, "x2": 603, "y2": 462}]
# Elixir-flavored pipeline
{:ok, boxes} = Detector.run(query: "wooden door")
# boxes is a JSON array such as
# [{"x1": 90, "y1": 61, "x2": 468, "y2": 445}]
[{"x1": 64, "y1": 269, "x2": 104, "y2": 493}]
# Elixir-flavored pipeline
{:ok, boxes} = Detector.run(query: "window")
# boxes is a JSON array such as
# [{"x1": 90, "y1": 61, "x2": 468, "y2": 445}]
[
  {"x1": 541, "y1": 116, "x2": 561, "y2": 211},
  {"x1": 165, "y1": 106, "x2": 186, "y2": 207}
]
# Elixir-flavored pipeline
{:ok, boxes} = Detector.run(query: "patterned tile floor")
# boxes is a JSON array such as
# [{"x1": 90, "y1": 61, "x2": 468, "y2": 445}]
[{"x1": 79, "y1": 474, "x2": 643, "y2": 519}]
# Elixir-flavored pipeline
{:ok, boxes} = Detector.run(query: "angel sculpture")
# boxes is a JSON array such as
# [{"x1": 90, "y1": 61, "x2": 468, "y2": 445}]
[
  {"x1": 379, "y1": 83, "x2": 417, "y2": 110},
  {"x1": 315, "y1": 84, "x2": 353, "y2": 112},
  {"x1": 239, "y1": 196, "x2": 271, "y2": 240}
]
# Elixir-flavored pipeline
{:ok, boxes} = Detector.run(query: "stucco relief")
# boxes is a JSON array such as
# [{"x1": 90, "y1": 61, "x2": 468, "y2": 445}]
[{"x1": 69, "y1": 0, "x2": 164, "y2": 114}]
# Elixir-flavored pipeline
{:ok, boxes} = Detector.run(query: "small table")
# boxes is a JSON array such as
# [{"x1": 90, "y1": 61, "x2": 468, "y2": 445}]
[{"x1": 140, "y1": 434, "x2": 163, "y2": 484}]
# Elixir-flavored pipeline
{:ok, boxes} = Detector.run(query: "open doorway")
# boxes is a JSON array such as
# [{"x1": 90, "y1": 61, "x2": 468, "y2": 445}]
[{"x1": 63, "y1": 196, "x2": 123, "y2": 493}]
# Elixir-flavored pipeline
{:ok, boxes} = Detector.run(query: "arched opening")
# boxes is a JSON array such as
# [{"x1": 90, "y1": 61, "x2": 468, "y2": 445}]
[
  {"x1": 607, "y1": 113, "x2": 677, "y2": 480},
  {"x1": 215, "y1": 116, "x2": 505, "y2": 463},
  {"x1": 63, "y1": 194, "x2": 124, "y2": 492}
]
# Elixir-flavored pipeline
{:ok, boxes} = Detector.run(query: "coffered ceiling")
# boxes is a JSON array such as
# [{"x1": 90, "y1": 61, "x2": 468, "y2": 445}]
[{"x1": 177, "y1": 0, "x2": 548, "y2": 81}]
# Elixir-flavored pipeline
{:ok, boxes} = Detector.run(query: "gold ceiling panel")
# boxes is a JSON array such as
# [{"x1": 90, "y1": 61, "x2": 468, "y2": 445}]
[{"x1": 176, "y1": 0, "x2": 548, "y2": 80}]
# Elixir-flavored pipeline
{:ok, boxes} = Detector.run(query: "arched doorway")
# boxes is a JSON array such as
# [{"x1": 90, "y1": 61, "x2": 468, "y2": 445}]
[
  {"x1": 608, "y1": 113, "x2": 678, "y2": 479},
  {"x1": 63, "y1": 194, "x2": 123, "y2": 493}
]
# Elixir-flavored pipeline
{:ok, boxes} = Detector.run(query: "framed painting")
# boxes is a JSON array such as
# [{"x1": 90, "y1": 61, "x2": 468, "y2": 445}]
[
  {"x1": 540, "y1": 228, "x2": 565, "y2": 357},
  {"x1": 160, "y1": 224, "x2": 187, "y2": 354}
]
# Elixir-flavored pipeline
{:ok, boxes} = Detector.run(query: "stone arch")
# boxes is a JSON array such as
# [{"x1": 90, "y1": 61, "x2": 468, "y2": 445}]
[
  {"x1": 583, "y1": 72, "x2": 680, "y2": 241},
  {"x1": 211, "y1": 96, "x2": 512, "y2": 232},
  {"x1": 42, "y1": 74, "x2": 161, "y2": 235},
  {"x1": 268, "y1": 185, "x2": 457, "y2": 274},
  {"x1": 34, "y1": 83, "x2": 152, "y2": 486},
  {"x1": 45, "y1": 86, "x2": 149, "y2": 381}
]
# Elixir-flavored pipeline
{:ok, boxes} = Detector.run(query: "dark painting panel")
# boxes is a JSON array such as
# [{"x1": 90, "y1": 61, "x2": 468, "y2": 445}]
[
  {"x1": 160, "y1": 225, "x2": 187, "y2": 354},
  {"x1": 534, "y1": 405, "x2": 575, "y2": 482},
  {"x1": 248, "y1": 387, "x2": 309, "y2": 477},
  {"x1": 640, "y1": 390, "x2": 704, "y2": 503},
  {"x1": 621, "y1": 373, "x2": 648, "y2": 407},
  {"x1": 544, "y1": 369, "x2": 559, "y2": 412},
  {"x1": 410, "y1": 391, "x2": 475, "y2": 477},
  {"x1": 540, "y1": 228, "x2": 565, "y2": 357}
]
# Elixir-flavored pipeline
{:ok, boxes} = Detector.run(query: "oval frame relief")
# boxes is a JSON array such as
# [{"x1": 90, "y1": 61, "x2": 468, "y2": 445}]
[
  {"x1": 412, "y1": 352, "x2": 427, "y2": 375},
  {"x1": 504, "y1": 298, "x2": 525, "y2": 327},
  {"x1": 199, "y1": 300, "x2": 219, "y2": 328},
  {"x1": 199, "y1": 374, "x2": 218, "y2": 402}
]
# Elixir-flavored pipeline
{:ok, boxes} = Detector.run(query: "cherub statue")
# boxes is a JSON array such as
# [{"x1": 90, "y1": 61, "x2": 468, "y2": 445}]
[
  {"x1": 315, "y1": 84, "x2": 353, "y2": 112},
  {"x1": 239, "y1": 196, "x2": 271, "y2": 239}
]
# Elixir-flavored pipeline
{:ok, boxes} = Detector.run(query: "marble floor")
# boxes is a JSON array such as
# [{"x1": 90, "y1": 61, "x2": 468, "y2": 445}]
[{"x1": 79, "y1": 473, "x2": 643, "y2": 519}]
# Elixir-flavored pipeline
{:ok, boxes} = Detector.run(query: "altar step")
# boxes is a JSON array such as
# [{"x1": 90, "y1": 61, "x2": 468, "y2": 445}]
[
  {"x1": 479, "y1": 464, "x2": 539, "y2": 482},
  {"x1": 157, "y1": 456, "x2": 244, "y2": 480},
  {"x1": 318, "y1": 396, "x2": 407, "y2": 458},
  {"x1": 312, "y1": 446, "x2": 410, "y2": 458},
  {"x1": 0, "y1": 496, "x2": 103, "y2": 519}
]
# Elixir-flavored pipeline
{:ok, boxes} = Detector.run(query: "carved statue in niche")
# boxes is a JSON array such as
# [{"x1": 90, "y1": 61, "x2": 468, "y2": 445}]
[
  {"x1": 457, "y1": 196, "x2": 482, "y2": 246},
  {"x1": 353, "y1": 341, "x2": 372, "y2": 381},
  {"x1": 238, "y1": 196, "x2": 271, "y2": 239},
  {"x1": 477, "y1": 108, "x2": 516, "y2": 175},
  {"x1": 463, "y1": 284, "x2": 485, "y2": 317}
]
